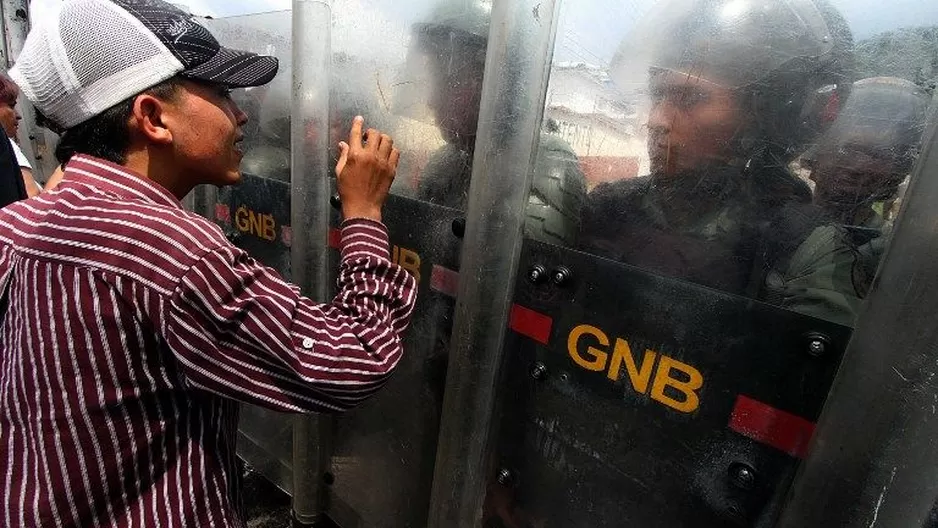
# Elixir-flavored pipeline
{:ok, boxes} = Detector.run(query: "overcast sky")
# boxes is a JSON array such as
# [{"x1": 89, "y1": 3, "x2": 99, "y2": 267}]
[{"x1": 27, "y1": 0, "x2": 938, "y2": 67}]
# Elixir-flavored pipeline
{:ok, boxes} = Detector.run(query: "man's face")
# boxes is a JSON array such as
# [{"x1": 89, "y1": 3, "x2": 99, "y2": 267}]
[
  {"x1": 0, "y1": 100, "x2": 21, "y2": 139},
  {"x1": 166, "y1": 80, "x2": 248, "y2": 187},
  {"x1": 428, "y1": 51, "x2": 484, "y2": 146},
  {"x1": 646, "y1": 69, "x2": 744, "y2": 176},
  {"x1": 810, "y1": 145, "x2": 905, "y2": 206}
]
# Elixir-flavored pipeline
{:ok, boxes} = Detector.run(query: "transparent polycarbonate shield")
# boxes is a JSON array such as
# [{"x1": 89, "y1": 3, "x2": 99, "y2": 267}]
[
  {"x1": 389, "y1": 0, "x2": 491, "y2": 204},
  {"x1": 540, "y1": 0, "x2": 865, "y2": 317},
  {"x1": 321, "y1": 1, "x2": 495, "y2": 525},
  {"x1": 203, "y1": 4, "x2": 496, "y2": 524},
  {"x1": 485, "y1": 0, "x2": 938, "y2": 525},
  {"x1": 777, "y1": 96, "x2": 938, "y2": 528},
  {"x1": 200, "y1": 12, "x2": 297, "y2": 495}
]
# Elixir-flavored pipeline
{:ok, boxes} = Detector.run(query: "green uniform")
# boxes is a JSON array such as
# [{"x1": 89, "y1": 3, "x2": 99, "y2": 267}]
[
  {"x1": 581, "y1": 167, "x2": 865, "y2": 327},
  {"x1": 418, "y1": 133, "x2": 587, "y2": 247}
]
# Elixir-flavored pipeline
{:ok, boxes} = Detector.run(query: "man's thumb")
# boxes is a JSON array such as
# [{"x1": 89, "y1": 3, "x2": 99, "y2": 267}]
[{"x1": 335, "y1": 141, "x2": 349, "y2": 176}]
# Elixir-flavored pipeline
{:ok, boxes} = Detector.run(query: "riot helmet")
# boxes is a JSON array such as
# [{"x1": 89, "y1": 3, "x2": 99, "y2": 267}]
[
  {"x1": 239, "y1": 71, "x2": 291, "y2": 181},
  {"x1": 405, "y1": 0, "x2": 587, "y2": 247},
  {"x1": 610, "y1": 0, "x2": 855, "y2": 177},
  {"x1": 408, "y1": 0, "x2": 492, "y2": 146},
  {"x1": 808, "y1": 76, "x2": 930, "y2": 219}
]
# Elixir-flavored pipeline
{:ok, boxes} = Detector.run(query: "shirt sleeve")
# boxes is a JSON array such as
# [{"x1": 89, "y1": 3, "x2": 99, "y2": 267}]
[{"x1": 165, "y1": 218, "x2": 418, "y2": 413}]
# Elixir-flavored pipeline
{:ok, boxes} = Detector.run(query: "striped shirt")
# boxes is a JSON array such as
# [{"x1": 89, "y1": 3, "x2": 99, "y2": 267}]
[{"x1": 0, "y1": 155, "x2": 417, "y2": 527}]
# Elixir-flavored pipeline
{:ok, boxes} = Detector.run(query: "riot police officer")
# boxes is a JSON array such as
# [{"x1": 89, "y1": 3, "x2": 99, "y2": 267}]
[
  {"x1": 412, "y1": 0, "x2": 587, "y2": 246},
  {"x1": 807, "y1": 76, "x2": 929, "y2": 228},
  {"x1": 805, "y1": 76, "x2": 930, "y2": 290},
  {"x1": 579, "y1": 0, "x2": 861, "y2": 326}
]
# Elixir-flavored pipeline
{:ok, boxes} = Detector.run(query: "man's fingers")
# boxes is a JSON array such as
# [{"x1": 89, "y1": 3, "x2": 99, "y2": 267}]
[
  {"x1": 335, "y1": 141, "x2": 349, "y2": 176},
  {"x1": 348, "y1": 116, "x2": 364, "y2": 150},
  {"x1": 389, "y1": 148, "x2": 401, "y2": 171},
  {"x1": 365, "y1": 128, "x2": 380, "y2": 152},
  {"x1": 378, "y1": 134, "x2": 393, "y2": 158}
]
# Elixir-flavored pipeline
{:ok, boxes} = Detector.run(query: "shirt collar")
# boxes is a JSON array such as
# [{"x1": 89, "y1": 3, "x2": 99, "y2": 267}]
[{"x1": 62, "y1": 155, "x2": 182, "y2": 209}]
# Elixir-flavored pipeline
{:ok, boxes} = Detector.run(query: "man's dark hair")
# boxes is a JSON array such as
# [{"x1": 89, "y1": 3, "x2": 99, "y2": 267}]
[
  {"x1": 0, "y1": 75, "x2": 19, "y2": 107},
  {"x1": 53, "y1": 78, "x2": 182, "y2": 166}
]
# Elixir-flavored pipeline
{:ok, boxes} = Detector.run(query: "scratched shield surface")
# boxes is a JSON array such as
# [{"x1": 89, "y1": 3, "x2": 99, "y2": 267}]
[
  {"x1": 199, "y1": 11, "x2": 299, "y2": 495},
  {"x1": 325, "y1": 194, "x2": 465, "y2": 528},
  {"x1": 487, "y1": 240, "x2": 852, "y2": 527},
  {"x1": 317, "y1": 0, "x2": 496, "y2": 523},
  {"x1": 212, "y1": 174, "x2": 296, "y2": 494},
  {"x1": 474, "y1": 0, "x2": 938, "y2": 523}
]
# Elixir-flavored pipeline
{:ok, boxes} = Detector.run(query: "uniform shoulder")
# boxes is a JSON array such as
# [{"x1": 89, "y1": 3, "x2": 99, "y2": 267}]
[
  {"x1": 579, "y1": 176, "x2": 652, "y2": 241},
  {"x1": 586, "y1": 176, "x2": 651, "y2": 206},
  {"x1": 537, "y1": 132, "x2": 578, "y2": 158}
]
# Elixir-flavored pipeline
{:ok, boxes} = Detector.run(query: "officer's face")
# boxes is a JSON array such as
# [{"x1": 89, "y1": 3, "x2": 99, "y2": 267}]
[
  {"x1": 810, "y1": 145, "x2": 905, "y2": 206},
  {"x1": 646, "y1": 69, "x2": 744, "y2": 176},
  {"x1": 428, "y1": 51, "x2": 485, "y2": 146}
]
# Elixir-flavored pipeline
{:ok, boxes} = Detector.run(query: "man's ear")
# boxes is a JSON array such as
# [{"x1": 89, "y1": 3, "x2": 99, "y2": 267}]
[{"x1": 130, "y1": 93, "x2": 174, "y2": 145}]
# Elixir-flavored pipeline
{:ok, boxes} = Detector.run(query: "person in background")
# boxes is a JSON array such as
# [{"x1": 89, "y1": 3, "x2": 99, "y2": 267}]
[
  {"x1": 412, "y1": 0, "x2": 587, "y2": 246},
  {"x1": 0, "y1": 74, "x2": 41, "y2": 196},
  {"x1": 805, "y1": 76, "x2": 931, "y2": 287},
  {"x1": 807, "y1": 77, "x2": 930, "y2": 229},
  {"x1": 0, "y1": 126, "x2": 27, "y2": 207}
]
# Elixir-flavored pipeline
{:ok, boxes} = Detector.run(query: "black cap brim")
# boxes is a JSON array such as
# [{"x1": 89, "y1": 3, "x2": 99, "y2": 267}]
[{"x1": 182, "y1": 46, "x2": 279, "y2": 88}]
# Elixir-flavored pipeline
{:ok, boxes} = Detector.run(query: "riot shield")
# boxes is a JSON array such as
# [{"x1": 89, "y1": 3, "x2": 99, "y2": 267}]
[
  {"x1": 323, "y1": 194, "x2": 463, "y2": 526},
  {"x1": 200, "y1": 13, "x2": 298, "y2": 495},
  {"x1": 452, "y1": 0, "x2": 938, "y2": 526},
  {"x1": 206, "y1": 2, "x2": 491, "y2": 525},
  {"x1": 488, "y1": 241, "x2": 851, "y2": 526},
  {"x1": 320, "y1": 0, "x2": 480, "y2": 523}
]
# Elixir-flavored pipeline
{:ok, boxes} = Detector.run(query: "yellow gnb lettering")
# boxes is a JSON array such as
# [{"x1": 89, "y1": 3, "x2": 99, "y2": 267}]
[
  {"x1": 392, "y1": 246, "x2": 422, "y2": 282},
  {"x1": 261, "y1": 213, "x2": 276, "y2": 241},
  {"x1": 567, "y1": 325, "x2": 608, "y2": 372},
  {"x1": 249, "y1": 210, "x2": 264, "y2": 236},
  {"x1": 650, "y1": 356, "x2": 704, "y2": 413},
  {"x1": 400, "y1": 248, "x2": 421, "y2": 282},
  {"x1": 234, "y1": 206, "x2": 277, "y2": 241},
  {"x1": 566, "y1": 324, "x2": 705, "y2": 414},
  {"x1": 235, "y1": 206, "x2": 250, "y2": 232},
  {"x1": 607, "y1": 339, "x2": 657, "y2": 394}
]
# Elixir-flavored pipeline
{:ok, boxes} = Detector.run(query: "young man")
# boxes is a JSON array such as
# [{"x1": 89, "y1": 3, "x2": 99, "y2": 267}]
[{"x1": 0, "y1": 0, "x2": 417, "y2": 526}]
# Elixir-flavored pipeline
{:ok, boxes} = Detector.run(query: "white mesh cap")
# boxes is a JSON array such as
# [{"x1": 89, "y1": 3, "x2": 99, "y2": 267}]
[{"x1": 10, "y1": 0, "x2": 279, "y2": 131}]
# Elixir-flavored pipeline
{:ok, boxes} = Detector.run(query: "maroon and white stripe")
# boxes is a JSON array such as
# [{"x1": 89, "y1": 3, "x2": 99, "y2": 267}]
[{"x1": 0, "y1": 155, "x2": 417, "y2": 527}]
